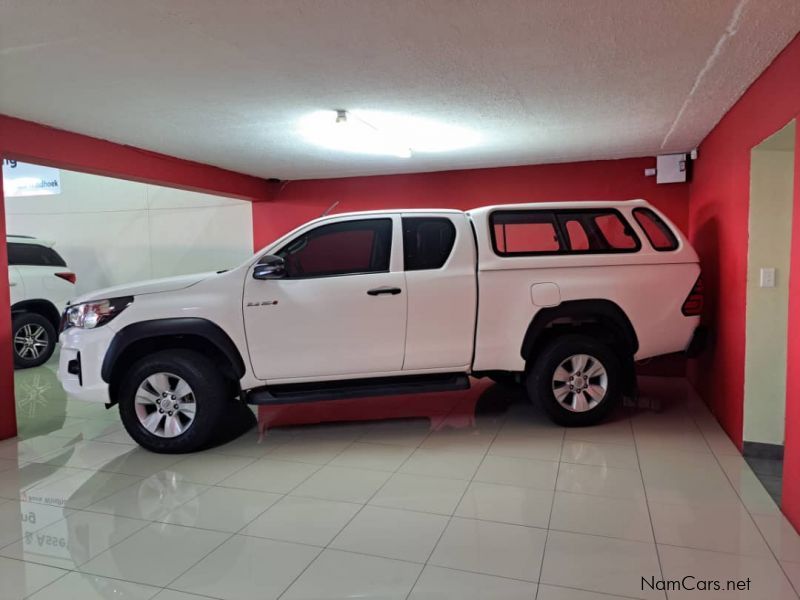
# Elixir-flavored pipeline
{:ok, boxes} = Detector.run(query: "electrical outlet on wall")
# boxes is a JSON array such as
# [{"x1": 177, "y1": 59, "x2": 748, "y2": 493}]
[{"x1": 760, "y1": 267, "x2": 777, "y2": 288}]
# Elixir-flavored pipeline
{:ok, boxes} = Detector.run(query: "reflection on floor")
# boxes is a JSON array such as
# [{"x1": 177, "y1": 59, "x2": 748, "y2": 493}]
[
  {"x1": 746, "y1": 455, "x2": 784, "y2": 505},
  {"x1": 3, "y1": 360, "x2": 800, "y2": 599}
]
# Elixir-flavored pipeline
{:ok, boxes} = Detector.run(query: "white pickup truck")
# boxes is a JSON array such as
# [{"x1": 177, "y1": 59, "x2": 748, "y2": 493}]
[{"x1": 58, "y1": 199, "x2": 704, "y2": 453}]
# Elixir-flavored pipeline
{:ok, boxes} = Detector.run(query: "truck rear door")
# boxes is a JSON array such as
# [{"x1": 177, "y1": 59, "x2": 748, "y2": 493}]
[{"x1": 401, "y1": 213, "x2": 477, "y2": 371}]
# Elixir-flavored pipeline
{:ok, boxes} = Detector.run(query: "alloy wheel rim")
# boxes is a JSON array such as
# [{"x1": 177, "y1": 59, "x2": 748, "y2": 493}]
[
  {"x1": 13, "y1": 324, "x2": 49, "y2": 359},
  {"x1": 551, "y1": 353, "x2": 608, "y2": 413},
  {"x1": 134, "y1": 372, "x2": 197, "y2": 438}
]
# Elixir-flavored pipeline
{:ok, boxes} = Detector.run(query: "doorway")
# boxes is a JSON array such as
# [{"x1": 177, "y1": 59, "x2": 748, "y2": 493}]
[{"x1": 743, "y1": 120, "x2": 797, "y2": 504}]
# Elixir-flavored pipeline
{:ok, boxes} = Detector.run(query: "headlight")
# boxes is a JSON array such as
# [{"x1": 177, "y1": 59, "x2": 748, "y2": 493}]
[{"x1": 64, "y1": 296, "x2": 133, "y2": 330}]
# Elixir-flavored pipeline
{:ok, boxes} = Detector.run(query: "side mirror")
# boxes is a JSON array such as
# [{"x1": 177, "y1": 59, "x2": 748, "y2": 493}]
[{"x1": 253, "y1": 255, "x2": 286, "y2": 280}]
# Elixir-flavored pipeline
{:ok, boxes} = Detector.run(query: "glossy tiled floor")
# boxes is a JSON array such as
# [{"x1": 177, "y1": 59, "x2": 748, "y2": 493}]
[{"x1": 3, "y1": 357, "x2": 800, "y2": 599}]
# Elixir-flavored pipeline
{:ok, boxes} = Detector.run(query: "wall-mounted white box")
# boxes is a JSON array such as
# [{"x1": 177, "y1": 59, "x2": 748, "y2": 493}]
[{"x1": 656, "y1": 153, "x2": 687, "y2": 184}]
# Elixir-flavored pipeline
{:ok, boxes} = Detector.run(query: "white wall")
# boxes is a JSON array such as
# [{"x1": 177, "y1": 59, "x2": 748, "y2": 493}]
[
  {"x1": 743, "y1": 121, "x2": 796, "y2": 446},
  {"x1": 5, "y1": 168, "x2": 254, "y2": 296}
]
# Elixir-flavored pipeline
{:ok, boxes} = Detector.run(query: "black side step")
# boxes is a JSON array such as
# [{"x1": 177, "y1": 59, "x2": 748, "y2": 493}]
[{"x1": 246, "y1": 373, "x2": 471, "y2": 405}]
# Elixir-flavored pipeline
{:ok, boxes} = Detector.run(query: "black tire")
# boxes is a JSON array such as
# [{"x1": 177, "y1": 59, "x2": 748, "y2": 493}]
[
  {"x1": 12, "y1": 312, "x2": 57, "y2": 369},
  {"x1": 118, "y1": 350, "x2": 229, "y2": 453},
  {"x1": 526, "y1": 334, "x2": 622, "y2": 427}
]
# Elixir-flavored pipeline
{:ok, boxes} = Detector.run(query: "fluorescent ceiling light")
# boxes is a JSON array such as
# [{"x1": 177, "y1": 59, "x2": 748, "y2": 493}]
[{"x1": 299, "y1": 110, "x2": 479, "y2": 158}]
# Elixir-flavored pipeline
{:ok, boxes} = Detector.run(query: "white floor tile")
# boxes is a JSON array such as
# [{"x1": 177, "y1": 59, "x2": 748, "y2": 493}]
[
  {"x1": 96, "y1": 448, "x2": 186, "y2": 478},
  {"x1": 455, "y1": 481, "x2": 553, "y2": 528},
  {"x1": 268, "y1": 438, "x2": 353, "y2": 465},
  {"x1": 753, "y1": 513, "x2": 800, "y2": 562},
  {"x1": 369, "y1": 472, "x2": 468, "y2": 515},
  {"x1": 220, "y1": 457, "x2": 319, "y2": 493},
  {"x1": 409, "y1": 565, "x2": 538, "y2": 599},
  {"x1": 161, "y1": 486, "x2": 281, "y2": 532},
  {"x1": 358, "y1": 419, "x2": 432, "y2": 447},
  {"x1": 23, "y1": 469, "x2": 141, "y2": 510},
  {"x1": 154, "y1": 590, "x2": 217, "y2": 600},
  {"x1": 242, "y1": 495, "x2": 360, "y2": 546},
  {"x1": 79, "y1": 522, "x2": 228, "y2": 586},
  {"x1": 163, "y1": 453, "x2": 256, "y2": 485},
  {"x1": 331, "y1": 505, "x2": 448, "y2": 562},
  {"x1": 561, "y1": 439, "x2": 639, "y2": 470},
  {"x1": 658, "y1": 543, "x2": 798, "y2": 599},
  {"x1": 0, "y1": 510, "x2": 149, "y2": 569},
  {"x1": 399, "y1": 448, "x2": 485, "y2": 480},
  {"x1": 537, "y1": 584, "x2": 637, "y2": 600},
  {"x1": 541, "y1": 530, "x2": 662, "y2": 600},
  {"x1": 39, "y1": 441, "x2": 131, "y2": 470},
  {"x1": 291, "y1": 465, "x2": 391, "y2": 503},
  {"x1": 556, "y1": 463, "x2": 645, "y2": 500},
  {"x1": 429, "y1": 516, "x2": 546, "y2": 582},
  {"x1": 488, "y1": 435, "x2": 563, "y2": 462},
  {"x1": 171, "y1": 534, "x2": 320, "y2": 600},
  {"x1": 27, "y1": 571, "x2": 160, "y2": 599},
  {"x1": 563, "y1": 420, "x2": 634, "y2": 446},
  {"x1": 280, "y1": 548, "x2": 422, "y2": 600},
  {"x1": 650, "y1": 500, "x2": 770, "y2": 556},
  {"x1": 0, "y1": 555, "x2": 67, "y2": 600},
  {"x1": 474, "y1": 454, "x2": 559, "y2": 489},
  {"x1": 550, "y1": 491, "x2": 653, "y2": 542},
  {"x1": 329, "y1": 442, "x2": 414, "y2": 471},
  {"x1": 87, "y1": 472, "x2": 209, "y2": 521}
]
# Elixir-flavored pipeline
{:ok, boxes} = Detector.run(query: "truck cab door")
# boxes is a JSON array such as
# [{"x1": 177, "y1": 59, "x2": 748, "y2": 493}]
[
  {"x1": 401, "y1": 214, "x2": 477, "y2": 371},
  {"x1": 243, "y1": 215, "x2": 407, "y2": 381}
]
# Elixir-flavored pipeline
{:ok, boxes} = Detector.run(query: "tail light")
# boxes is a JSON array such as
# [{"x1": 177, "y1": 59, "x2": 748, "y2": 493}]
[
  {"x1": 55, "y1": 272, "x2": 77, "y2": 284},
  {"x1": 682, "y1": 274, "x2": 704, "y2": 316}
]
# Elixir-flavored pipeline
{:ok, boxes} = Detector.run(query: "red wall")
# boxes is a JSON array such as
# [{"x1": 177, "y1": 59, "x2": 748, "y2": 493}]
[
  {"x1": 686, "y1": 34, "x2": 800, "y2": 524},
  {"x1": 687, "y1": 34, "x2": 800, "y2": 447},
  {"x1": 252, "y1": 157, "x2": 689, "y2": 250},
  {"x1": 0, "y1": 172, "x2": 15, "y2": 439}
]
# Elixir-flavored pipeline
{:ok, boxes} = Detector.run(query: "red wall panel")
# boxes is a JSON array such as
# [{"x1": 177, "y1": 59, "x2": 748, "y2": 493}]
[
  {"x1": 687, "y1": 33, "x2": 800, "y2": 453},
  {"x1": 252, "y1": 157, "x2": 690, "y2": 250},
  {"x1": 686, "y1": 34, "x2": 800, "y2": 527},
  {"x1": 0, "y1": 173, "x2": 16, "y2": 439}
]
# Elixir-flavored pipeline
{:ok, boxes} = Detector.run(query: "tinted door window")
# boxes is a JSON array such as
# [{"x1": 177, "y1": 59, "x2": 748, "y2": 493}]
[
  {"x1": 277, "y1": 219, "x2": 392, "y2": 278},
  {"x1": 7, "y1": 243, "x2": 67, "y2": 267},
  {"x1": 403, "y1": 217, "x2": 457, "y2": 270}
]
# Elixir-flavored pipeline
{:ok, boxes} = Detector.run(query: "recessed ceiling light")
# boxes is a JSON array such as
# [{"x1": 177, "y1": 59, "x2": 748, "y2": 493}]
[{"x1": 299, "y1": 110, "x2": 479, "y2": 158}]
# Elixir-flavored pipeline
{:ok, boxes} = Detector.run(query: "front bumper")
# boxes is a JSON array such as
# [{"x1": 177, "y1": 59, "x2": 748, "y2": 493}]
[{"x1": 57, "y1": 326, "x2": 116, "y2": 403}]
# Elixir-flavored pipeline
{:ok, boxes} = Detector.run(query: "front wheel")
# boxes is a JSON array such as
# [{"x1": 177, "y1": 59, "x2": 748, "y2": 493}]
[
  {"x1": 118, "y1": 350, "x2": 229, "y2": 453},
  {"x1": 526, "y1": 335, "x2": 622, "y2": 427},
  {"x1": 12, "y1": 312, "x2": 56, "y2": 369}
]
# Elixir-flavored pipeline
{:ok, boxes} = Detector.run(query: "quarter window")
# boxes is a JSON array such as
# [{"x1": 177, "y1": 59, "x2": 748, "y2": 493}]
[
  {"x1": 7, "y1": 243, "x2": 67, "y2": 267},
  {"x1": 277, "y1": 218, "x2": 392, "y2": 278},
  {"x1": 633, "y1": 207, "x2": 679, "y2": 251},
  {"x1": 403, "y1": 217, "x2": 457, "y2": 270},
  {"x1": 592, "y1": 214, "x2": 638, "y2": 250}
]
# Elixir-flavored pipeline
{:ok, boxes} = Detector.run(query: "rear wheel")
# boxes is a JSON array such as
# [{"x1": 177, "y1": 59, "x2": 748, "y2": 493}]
[
  {"x1": 526, "y1": 334, "x2": 622, "y2": 426},
  {"x1": 12, "y1": 312, "x2": 56, "y2": 369},
  {"x1": 118, "y1": 350, "x2": 229, "y2": 453}
]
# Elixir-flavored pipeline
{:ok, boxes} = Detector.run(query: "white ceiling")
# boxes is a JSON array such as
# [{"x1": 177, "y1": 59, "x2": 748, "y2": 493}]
[{"x1": 1, "y1": 0, "x2": 798, "y2": 180}]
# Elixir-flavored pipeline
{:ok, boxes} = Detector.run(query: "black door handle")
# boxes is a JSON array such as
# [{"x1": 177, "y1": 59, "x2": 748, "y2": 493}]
[{"x1": 367, "y1": 286, "x2": 402, "y2": 296}]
